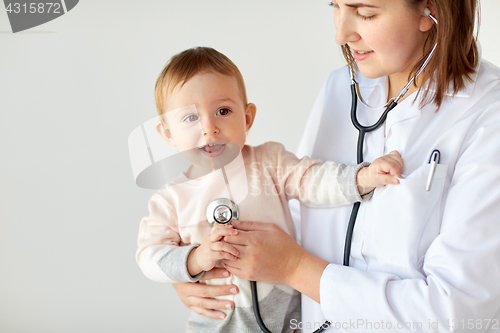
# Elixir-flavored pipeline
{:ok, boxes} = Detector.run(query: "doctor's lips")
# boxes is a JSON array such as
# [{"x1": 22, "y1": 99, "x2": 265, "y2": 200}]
[
  {"x1": 199, "y1": 142, "x2": 226, "y2": 158},
  {"x1": 352, "y1": 48, "x2": 374, "y2": 61}
]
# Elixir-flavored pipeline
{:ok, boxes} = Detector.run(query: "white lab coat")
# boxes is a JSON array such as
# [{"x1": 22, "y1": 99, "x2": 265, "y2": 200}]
[{"x1": 294, "y1": 58, "x2": 500, "y2": 332}]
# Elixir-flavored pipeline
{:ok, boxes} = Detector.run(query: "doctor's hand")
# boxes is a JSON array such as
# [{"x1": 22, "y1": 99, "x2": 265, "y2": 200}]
[
  {"x1": 222, "y1": 220, "x2": 327, "y2": 303},
  {"x1": 221, "y1": 221, "x2": 300, "y2": 284},
  {"x1": 356, "y1": 150, "x2": 404, "y2": 195},
  {"x1": 186, "y1": 224, "x2": 239, "y2": 276},
  {"x1": 172, "y1": 268, "x2": 239, "y2": 319}
]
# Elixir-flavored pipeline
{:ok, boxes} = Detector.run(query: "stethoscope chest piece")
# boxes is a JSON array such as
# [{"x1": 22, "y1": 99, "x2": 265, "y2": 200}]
[{"x1": 206, "y1": 198, "x2": 239, "y2": 226}]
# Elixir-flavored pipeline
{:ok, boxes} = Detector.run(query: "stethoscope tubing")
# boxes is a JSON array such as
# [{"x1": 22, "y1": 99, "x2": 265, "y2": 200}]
[
  {"x1": 311, "y1": 83, "x2": 399, "y2": 333},
  {"x1": 251, "y1": 281, "x2": 273, "y2": 333},
  {"x1": 344, "y1": 83, "x2": 398, "y2": 266}
]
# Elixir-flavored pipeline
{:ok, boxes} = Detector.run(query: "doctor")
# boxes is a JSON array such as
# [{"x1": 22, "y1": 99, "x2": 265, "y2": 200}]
[{"x1": 174, "y1": 0, "x2": 500, "y2": 331}]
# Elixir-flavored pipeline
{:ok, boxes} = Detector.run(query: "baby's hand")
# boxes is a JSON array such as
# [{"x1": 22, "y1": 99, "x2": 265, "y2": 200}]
[
  {"x1": 187, "y1": 224, "x2": 239, "y2": 276},
  {"x1": 356, "y1": 150, "x2": 404, "y2": 195}
]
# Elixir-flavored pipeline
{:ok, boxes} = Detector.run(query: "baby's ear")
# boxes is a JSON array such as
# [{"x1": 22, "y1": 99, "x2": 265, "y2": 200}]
[
  {"x1": 155, "y1": 121, "x2": 176, "y2": 146},
  {"x1": 245, "y1": 103, "x2": 257, "y2": 132}
]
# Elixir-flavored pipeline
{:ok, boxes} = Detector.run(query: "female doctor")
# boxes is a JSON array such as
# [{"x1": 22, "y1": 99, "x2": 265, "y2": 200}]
[{"x1": 173, "y1": 0, "x2": 500, "y2": 331}]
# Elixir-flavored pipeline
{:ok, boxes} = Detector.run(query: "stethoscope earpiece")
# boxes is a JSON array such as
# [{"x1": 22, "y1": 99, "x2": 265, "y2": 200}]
[
  {"x1": 206, "y1": 198, "x2": 239, "y2": 226},
  {"x1": 424, "y1": 8, "x2": 438, "y2": 24}
]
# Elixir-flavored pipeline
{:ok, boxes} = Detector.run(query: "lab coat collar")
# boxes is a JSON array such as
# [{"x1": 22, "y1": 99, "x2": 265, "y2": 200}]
[
  {"x1": 355, "y1": 45, "x2": 482, "y2": 134},
  {"x1": 425, "y1": 58, "x2": 481, "y2": 99},
  {"x1": 355, "y1": 74, "x2": 422, "y2": 136},
  {"x1": 356, "y1": 67, "x2": 480, "y2": 103},
  {"x1": 355, "y1": 75, "x2": 388, "y2": 111}
]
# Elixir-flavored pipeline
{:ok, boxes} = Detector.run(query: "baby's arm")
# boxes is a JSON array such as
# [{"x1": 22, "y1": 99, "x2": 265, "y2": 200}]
[
  {"x1": 263, "y1": 142, "x2": 403, "y2": 207},
  {"x1": 137, "y1": 192, "x2": 198, "y2": 284},
  {"x1": 356, "y1": 150, "x2": 404, "y2": 195},
  {"x1": 187, "y1": 224, "x2": 239, "y2": 276}
]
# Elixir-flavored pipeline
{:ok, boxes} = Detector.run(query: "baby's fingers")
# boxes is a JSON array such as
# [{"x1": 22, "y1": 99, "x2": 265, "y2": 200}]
[
  {"x1": 376, "y1": 173, "x2": 400, "y2": 186},
  {"x1": 209, "y1": 225, "x2": 238, "y2": 242},
  {"x1": 387, "y1": 162, "x2": 403, "y2": 179},
  {"x1": 387, "y1": 150, "x2": 404, "y2": 176},
  {"x1": 388, "y1": 150, "x2": 402, "y2": 159},
  {"x1": 374, "y1": 152, "x2": 403, "y2": 178}
]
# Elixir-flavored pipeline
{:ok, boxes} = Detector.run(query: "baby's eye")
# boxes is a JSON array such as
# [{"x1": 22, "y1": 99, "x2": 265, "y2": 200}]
[
  {"x1": 182, "y1": 114, "x2": 199, "y2": 122},
  {"x1": 216, "y1": 108, "x2": 231, "y2": 116},
  {"x1": 328, "y1": 1, "x2": 338, "y2": 8}
]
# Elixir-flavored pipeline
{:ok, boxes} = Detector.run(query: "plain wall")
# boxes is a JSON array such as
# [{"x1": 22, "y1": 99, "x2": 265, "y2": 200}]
[{"x1": 1, "y1": 1, "x2": 499, "y2": 332}]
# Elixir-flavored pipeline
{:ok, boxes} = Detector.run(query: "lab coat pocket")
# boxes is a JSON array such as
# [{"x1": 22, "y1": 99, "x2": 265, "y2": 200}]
[{"x1": 367, "y1": 163, "x2": 447, "y2": 274}]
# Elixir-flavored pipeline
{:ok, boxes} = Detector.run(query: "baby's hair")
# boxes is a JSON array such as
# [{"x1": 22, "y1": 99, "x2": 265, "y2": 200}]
[{"x1": 155, "y1": 47, "x2": 247, "y2": 115}]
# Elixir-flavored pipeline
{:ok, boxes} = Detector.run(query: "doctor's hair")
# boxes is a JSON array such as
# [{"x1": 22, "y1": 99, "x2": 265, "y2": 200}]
[
  {"x1": 341, "y1": 0, "x2": 480, "y2": 109},
  {"x1": 154, "y1": 47, "x2": 247, "y2": 115}
]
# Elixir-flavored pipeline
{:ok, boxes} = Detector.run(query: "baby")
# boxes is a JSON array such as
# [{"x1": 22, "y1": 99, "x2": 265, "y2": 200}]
[{"x1": 136, "y1": 47, "x2": 403, "y2": 333}]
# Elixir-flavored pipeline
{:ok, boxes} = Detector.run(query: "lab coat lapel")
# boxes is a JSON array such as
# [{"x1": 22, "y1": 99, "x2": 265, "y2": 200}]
[
  {"x1": 384, "y1": 94, "x2": 423, "y2": 137},
  {"x1": 384, "y1": 65, "x2": 481, "y2": 138}
]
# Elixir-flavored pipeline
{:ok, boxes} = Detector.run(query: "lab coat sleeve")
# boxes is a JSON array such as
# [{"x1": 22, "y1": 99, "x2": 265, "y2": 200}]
[
  {"x1": 263, "y1": 142, "x2": 368, "y2": 206},
  {"x1": 319, "y1": 104, "x2": 500, "y2": 332},
  {"x1": 136, "y1": 192, "x2": 203, "y2": 284}
]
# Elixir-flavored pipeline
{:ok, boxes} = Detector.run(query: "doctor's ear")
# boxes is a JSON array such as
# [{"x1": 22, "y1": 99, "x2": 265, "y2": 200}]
[
  {"x1": 419, "y1": 3, "x2": 436, "y2": 32},
  {"x1": 245, "y1": 103, "x2": 257, "y2": 132},
  {"x1": 155, "y1": 120, "x2": 176, "y2": 146}
]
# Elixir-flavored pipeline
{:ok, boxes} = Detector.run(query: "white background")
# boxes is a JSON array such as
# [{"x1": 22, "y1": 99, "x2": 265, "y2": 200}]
[{"x1": 1, "y1": 1, "x2": 499, "y2": 332}]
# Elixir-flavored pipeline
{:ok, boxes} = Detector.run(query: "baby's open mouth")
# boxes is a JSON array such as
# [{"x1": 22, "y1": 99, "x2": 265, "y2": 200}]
[{"x1": 200, "y1": 143, "x2": 226, "y2": 157}]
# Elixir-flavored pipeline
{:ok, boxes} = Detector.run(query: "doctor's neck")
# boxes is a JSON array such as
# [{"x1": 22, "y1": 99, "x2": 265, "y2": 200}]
[{"x1": 387, "y1": 66, "x2": 425, "y2": 105}]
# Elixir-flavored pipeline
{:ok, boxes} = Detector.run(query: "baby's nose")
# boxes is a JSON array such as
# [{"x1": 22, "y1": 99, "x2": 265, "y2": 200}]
[{"x1": 202, "y1": 119, "x2": 220, "y2": 135}]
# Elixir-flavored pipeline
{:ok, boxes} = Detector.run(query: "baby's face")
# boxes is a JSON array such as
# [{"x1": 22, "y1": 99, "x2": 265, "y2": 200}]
[{"x1": 158, "y1": 72, "x2": 255, "y2": 170}]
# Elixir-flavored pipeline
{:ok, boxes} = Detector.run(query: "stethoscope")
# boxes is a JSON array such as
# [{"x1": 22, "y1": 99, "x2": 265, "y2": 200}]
[
  {"x1": 343, "y1": 41, "x2": 438, "y2": 266},
  {"x1": 205, "y1": 14, "x2": 438, "y2": 333},
  {"x1": 205, "y1": 168, "x2": 272, "y2": 333},
  {"x1": 314, "y1": 14, "x2": 438, "y2": 333}
]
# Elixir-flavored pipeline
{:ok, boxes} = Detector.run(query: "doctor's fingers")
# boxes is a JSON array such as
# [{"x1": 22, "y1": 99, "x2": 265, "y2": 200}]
[
  {"x1": 221, "y1": 260, "x2": 248, "y2": 279},
  {"x1": 222, "y1": 230, "x2": 252, "y2": 246},
  {"x1": 172, "y1": 282, "x2": 238, "y2": 319},
  {"x1": 177, "y1": 282, "x2": 239, "y2": 298},
  {"x1": 199, "y1": 267, "x2": 231, "y2": 281},
  {"x1": 231, "y1": 220, "x2": 277, "y2": 232},
  {"x1": 191, "y1": 306, "x2": 230, "y2": 320},
  {"x1": 221, "y1": 241, "x2": 294, "y2": 284},
  {"x1": 210, "y1": 241, "x2": 240, "y2": 257},
  {"x1": 224, "y1": 223, "x2": 285, "y2": 246}
]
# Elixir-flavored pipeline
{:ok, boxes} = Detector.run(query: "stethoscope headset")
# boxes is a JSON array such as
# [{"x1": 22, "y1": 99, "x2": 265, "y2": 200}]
[{"x1": 206, "y1": 9, "x2": 438, "y2": 333}]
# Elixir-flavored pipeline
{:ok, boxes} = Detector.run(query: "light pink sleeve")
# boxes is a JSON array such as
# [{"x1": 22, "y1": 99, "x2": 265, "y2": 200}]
[
  {"x1": 136, "y1": 191, "x2": 180, "y2": 257},
  {"x1": 135, "y1": 191, "x2": 188, "y2": 283},
  {"x1": 263, "y1": 142, "x2": 367, "y2": 207}
]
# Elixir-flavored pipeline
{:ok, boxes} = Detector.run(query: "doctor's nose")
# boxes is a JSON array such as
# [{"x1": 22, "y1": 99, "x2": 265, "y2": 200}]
[{"x1": 334, "y1": 11, "x2": 359, "y2": 46}]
